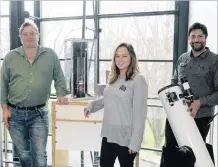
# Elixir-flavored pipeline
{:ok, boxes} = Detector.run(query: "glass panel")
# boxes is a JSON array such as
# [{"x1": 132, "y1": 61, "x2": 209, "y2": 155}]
[
  {"x1": 85, "y1": 19, "x2": 95, "y2": 39},
  {"x1": 0, "y1": 60, "x2": 3, "y2": 68},
  {"x1": 87, "y1": 60, "x2": 95, "y2": 95},
  {"x1": 24, "y1": 1, "x2": 34, "y2": 17},
  {"x1": 100, "y1": 1, "x2": 175, "y2": 14},
  {"x1": 0, "y1": 1, "x2": 9, "y2": 15},
  {"x1": 139, "y1": 149, "x2": 162, "y2": 166},
  {"x1": 142, "y1": 100, "x2": 166, "y2": 164},
  {"x1": 64, "y1": 39, "x2": 96, "y2": 97},
  {"x1": 0, "y1": 17, "x2": 10, "y2": 58},
  {"x1": 41, "y1": 1, "x2": 83, "y2": 18},
  {"x1": 139, "y1": 62, "x2": 173, "y2": 98},
  {"x1": 99, "y1": 61, "x2": 111, "y2": 84},
  {"x1": 86, "y1": 1, "x2": 96, "y2": 15},
  {"x1": 143, "y1": 105, "x2": 166, "y2": 150},
  {"x1": 40, "y1": 19, "x2": 94, "y2": 58},
  {"x1": 99, "y1": 61, "x2": 173, "y2": 98},
  {"x1": 40, "y1": 20, "x2": 82, "y2": 58},
  {"x1": 99, "y1": 15, "x2": 175, "y2": 60},
  {"x1": 50, "y1": 61, "x2": 65, "y2": 95}
]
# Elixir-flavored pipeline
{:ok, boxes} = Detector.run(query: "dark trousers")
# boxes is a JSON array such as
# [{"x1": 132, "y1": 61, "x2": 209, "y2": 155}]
[
  {"x1": 165, "y1": 117, "x2": 212, "y2": 145},
  {"x1": 100, "y1": 137, "x2": 137, "y2": 167}
]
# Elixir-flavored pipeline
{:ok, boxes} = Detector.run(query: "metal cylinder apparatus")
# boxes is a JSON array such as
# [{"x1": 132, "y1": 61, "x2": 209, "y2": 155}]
[
  {"x1": 158, "y1": 84, "x2": 214, "y2": 167},
  {"x1": 64, "y1": 38, "x2": 97, "y2": 98}
]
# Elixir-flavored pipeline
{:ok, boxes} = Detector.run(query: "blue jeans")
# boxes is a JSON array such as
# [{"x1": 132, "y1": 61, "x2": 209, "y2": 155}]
[{"x1": 8, "y1": 106, "x2": 49, "y2": 167}]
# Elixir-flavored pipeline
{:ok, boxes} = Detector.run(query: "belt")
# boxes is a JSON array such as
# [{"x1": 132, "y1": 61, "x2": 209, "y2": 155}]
[{"x1": 8, "y1": 103, "x2": 45, "y2": 110}]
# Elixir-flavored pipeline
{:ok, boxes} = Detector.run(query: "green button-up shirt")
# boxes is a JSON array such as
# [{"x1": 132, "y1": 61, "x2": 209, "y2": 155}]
[{"x1": 1, "y1": 45, "x2": 69, "y2": 107}]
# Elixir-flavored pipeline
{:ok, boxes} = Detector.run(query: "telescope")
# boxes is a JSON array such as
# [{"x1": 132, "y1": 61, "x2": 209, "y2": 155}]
[{"x1": 158, "y1": 77, "x2": 214, "y2": 167}]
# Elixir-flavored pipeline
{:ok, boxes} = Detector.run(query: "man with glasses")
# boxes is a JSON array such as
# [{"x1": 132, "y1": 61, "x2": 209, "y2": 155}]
[{"x1": 1, "y1": 21, "x2": 69, "y2": 167}]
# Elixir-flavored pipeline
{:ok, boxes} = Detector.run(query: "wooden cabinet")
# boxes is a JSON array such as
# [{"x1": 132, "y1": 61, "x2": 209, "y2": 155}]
[
  {"x1": 51, "y1": 100, "x2": 103, "y2": 167},
  {"x1": 51, "y1": 100, "x2": 139, "y2": 167}
]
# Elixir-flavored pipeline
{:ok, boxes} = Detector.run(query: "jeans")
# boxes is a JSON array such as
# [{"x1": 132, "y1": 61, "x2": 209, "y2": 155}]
[{"x1": 8, "y1": 106, "x2": 49, "y2": 167}]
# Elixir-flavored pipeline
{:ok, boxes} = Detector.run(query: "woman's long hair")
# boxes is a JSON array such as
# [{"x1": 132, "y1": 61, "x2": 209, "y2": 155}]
[{"x1": 109, "y1": 42, "x2": 139, "y2": 84}]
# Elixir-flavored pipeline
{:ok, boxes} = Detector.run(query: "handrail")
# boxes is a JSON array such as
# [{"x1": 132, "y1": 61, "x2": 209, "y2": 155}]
[
  {"x1": 141, "y1": 147, "x2": 162, "y2": 152},
  {"x1": 56, "y1": 118, "x2": 103, "y2": 123}
]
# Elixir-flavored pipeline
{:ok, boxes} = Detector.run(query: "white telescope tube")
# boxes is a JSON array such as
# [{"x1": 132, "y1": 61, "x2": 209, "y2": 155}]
[{"x1": 158, "y1": 84, "x2": 214, "y2": 167}]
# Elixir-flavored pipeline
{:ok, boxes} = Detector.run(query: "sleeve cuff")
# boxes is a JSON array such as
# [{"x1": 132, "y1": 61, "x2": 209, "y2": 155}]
[
  {"x1": 128, "y1": 135, "x2": 143, "y2": 152},
  {"x1": 200, "y1": 97, "x2": 207, "y2": 106},
  {"x1": 56, "y1": 89, "x2": 70, "y2": 97},
  {"x1": 1, "y1": 100, "x2": 8, "y2": 104},
  {"x1": 128, "y1": 143, "x2": 141, "y2": 152},
  {"x1": 171, "y1": 79, "x2": 178, "y2": 84},
  {"x1": 86, "y1": 101, "x2": 94, "y2": 113}
]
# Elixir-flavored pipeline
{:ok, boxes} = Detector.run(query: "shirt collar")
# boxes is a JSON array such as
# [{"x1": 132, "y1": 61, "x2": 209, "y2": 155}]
[
  {"x1": 190, "y1": 47, "x2": 210, "y2": 59},
  {"x1": 14, "y1": 45, "x2": 47, "y2": 57}
]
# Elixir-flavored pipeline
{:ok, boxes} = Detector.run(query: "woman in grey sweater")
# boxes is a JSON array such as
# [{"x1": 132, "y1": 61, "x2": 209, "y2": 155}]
[{"x1": 84, "y1": 42, "x2": 148, "y2": 167}]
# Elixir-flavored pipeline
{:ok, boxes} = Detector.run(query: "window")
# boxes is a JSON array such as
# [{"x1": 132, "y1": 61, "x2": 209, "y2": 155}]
[
  {"x1": 0, "y1": 1, "x2": 9, "y2": 15},
  {"x1": 86, "y1": 1, "x2": 96, "y2": 15},
  {"x1": 41, "y1": 1, "x2": 83, "y2": 18},
  {"x1": 40, "y1": 20, "x2": 82, "y2": 58},
  {"x1": 0, "y1": 60, "x2": 3, "y2": 68},
  {"x1": 24, "y1": 1, "x2": 34, "y2": 17},
  {"x1": 1, "y1": 1, "x2": 10, "y2": 58},
  {"x1": 41, "y1": 1, "x2": 96, "y2": 18},
  {"x1": 99, "y1": 15, "x2": 175, "y2": 60},
  {"x1": 50, "y1": 61, "x2": 65, "y2": 95},
  {"x1": 99, "y1": 61, "x2": 173, "y2": 97},
  {"x1": 0, "y1": 17, "x2": 10, "y2": 58},
  {"x1": 100, "y1": 1, "x2": 175, "y2": 14},
  {"x1": 139, "y1": 62, "x2": 173, "y2": 97},
  {"x1": 141, "y1": 103, "x2": 166, "y2": 162},
  {"x1": 99, "y1": 15, "x2": 174, "y2": 97},
  {"x1": 99, "y1": 61, "x2": 111, "y2": 84},
  {"x1": 38, "y1": 2, "x2": 181, "y2": 166},
  {"x1": 40, "y1": 19, "x2": 95, "y2": 58}
]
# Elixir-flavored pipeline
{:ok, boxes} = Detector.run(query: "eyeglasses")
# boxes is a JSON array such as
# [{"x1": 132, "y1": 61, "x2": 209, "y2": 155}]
[{"x1": 22, "y1": 32, "x2": 37, "y2": 37}]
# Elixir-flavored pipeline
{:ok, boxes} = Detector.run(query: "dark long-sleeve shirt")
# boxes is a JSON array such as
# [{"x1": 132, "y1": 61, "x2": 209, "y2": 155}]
[{"x1": 172, "y1": 48, "x2": 218, "y2": 118}]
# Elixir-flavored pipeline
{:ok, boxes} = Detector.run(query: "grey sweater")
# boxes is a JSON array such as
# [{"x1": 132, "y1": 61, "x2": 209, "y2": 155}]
[{"x1": 86, "y1": 73, "x2": 148, "y2": 152}]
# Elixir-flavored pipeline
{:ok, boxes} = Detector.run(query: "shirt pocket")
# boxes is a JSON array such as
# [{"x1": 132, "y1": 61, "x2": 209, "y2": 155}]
[
  {"x1": 9, "y1": 65, "x2": 26, "y2": 81},
  {"x1": 197, "y1": 64, "x2": 213, "y2": 90},
  {"x1": 178, "y1": 62, "x2": 189, "y2": 78},
  {"x1": 197, "y1": 64, "x2": 210, "y2": 76},
  {"x1": 8, "y1": 106, "x2": 21, "y2": 122},
  {"x1": 190, "y1": 64, "x2": 213, "y2": 96}
]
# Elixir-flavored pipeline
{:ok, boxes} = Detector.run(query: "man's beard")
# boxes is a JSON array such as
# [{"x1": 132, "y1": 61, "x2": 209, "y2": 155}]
[{"x1": 191, "y1": 42, "x2": 205, "y2": 52}]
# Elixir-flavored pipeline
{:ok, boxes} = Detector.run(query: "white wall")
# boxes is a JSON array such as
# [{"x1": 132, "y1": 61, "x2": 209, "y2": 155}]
[
  {"x1": 189, "y1": 1, "x2": 218, "y2": 167},
  {"x1": 188, "y1": 1, "x2": 217, "y2": 53}
]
